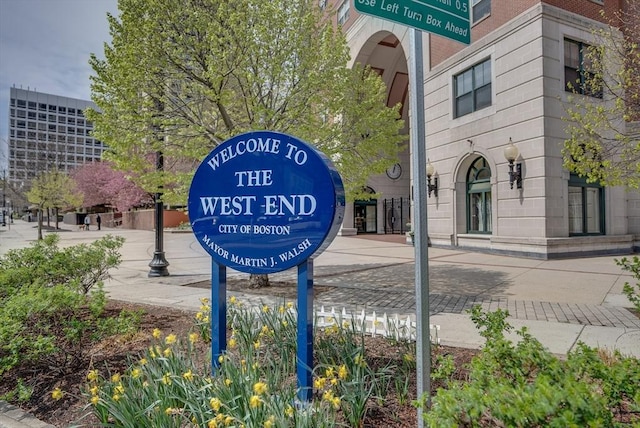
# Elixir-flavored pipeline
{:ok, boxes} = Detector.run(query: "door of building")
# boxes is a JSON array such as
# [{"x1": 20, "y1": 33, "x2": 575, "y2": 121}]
[{"x1": 354, "y1": 200, "x2": 377, "y2": 233}]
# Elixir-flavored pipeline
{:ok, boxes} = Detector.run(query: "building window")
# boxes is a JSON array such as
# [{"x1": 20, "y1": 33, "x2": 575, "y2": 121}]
[
  {"x1": 568, "y1": 174, "x2": 604, "y2": 235},
  {"x1": 467, "y1": 157, "x2": 492, "y2": 233},
  {"x1": 472, "y1": 0, "x2": 490, "y2": 22},
  {"x1": 454, "y1": 58, "x2": 492, "y2": 118},
  {"x1": 337, "y1": 1, "x2": 350, "y2": 25},
  {"x1": 564, "y1": 38, "x2": 602, "y2": 98}
]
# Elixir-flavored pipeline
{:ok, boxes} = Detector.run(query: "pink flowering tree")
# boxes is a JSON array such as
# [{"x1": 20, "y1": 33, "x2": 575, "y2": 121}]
[{"x1": 72, "y1": 162, "x2": 152, "y2": 212}]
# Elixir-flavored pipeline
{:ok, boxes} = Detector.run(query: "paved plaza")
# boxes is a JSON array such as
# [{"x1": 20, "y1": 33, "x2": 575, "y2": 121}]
[{"x1": 2, "y1": 219, "x2": 639, "y2": 356}]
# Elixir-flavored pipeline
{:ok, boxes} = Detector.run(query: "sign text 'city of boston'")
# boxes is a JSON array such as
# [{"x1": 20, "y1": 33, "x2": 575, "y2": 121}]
[{"x1": 188, "y1": 131, "x2": 344, "y2": 274}]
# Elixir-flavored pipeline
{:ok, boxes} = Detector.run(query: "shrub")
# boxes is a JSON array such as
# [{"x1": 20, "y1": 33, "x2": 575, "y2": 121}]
[
  {"x1": 0, "y1": 234, "x2": 128, "y2": 375},
  {"x1": 616, "y1": 256, "x2": 640, "y2": 313},
  {"x1": 418, "y1": 306, "x2": 640, "y2": 427}
]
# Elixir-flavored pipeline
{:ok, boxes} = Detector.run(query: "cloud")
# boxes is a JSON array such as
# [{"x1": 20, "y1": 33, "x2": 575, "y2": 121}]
[{"x1": 0, "y1": 0, "x2": 118, "y2": 157}]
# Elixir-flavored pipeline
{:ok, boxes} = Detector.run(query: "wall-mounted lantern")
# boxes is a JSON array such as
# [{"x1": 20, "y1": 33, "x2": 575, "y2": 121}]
[
  {"x1": 426, "y1": 159, "x2": 438, "y2": 198},
  {"x1": 503, "y1": 138, "x2": 522, "y2": 189}
]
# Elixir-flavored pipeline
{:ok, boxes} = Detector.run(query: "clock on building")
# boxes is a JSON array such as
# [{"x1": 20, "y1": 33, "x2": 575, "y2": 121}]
[{"x1": 386, "y1": 163, "x2": 402, "y2": 179}]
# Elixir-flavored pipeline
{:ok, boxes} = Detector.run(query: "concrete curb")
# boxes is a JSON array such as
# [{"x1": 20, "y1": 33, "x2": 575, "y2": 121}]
[{"x1": 0, "y1": 402, "x2": 54, "y2": 428}]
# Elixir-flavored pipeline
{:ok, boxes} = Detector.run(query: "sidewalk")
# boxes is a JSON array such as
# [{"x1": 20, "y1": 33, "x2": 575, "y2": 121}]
[
  {"x1": 2, "y1": 219, "x2": 638, "y2": 357},
  {"x1": 1, "y1": 219, "x2": 639, "y2": 427}
]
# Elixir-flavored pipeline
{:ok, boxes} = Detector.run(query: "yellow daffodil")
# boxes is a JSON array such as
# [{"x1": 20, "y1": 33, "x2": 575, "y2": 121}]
[
  {"x1": 139, "y1": 358, "x2": 147, "y2": 365},
  {"x1": 86, "y1": 369, "x2": 99, "y2": 382},
  {"x1": 163, "y1": 347, "x2": 172, "y2": 357},
  {"x1": 210, "y1": 397, "x2": 222, "y2": 411},
  {"x1": 51, "y1": 388, "x2": 64, "y2": 400},
  {"x1": 331, "y1": 396, "x2": 341, "y2": 409},
  {"x1": 89, "y1": 385, "x2": 99, "y2": 396},
  {"x1": 264, "y1": 415, "x2": 275, "y2": 428},
  {"x1": 189, "y1": 332, "x2": 199, "y2": 343},
  {"x1": 253, "y1": 340, "x2": 260, "y2": 350},
  {"x1": 314, "y1": 377, "x2": 326, "y2": 389},
  {"x1": 224, "y1": 378, "x2": 232, "y2": 387},
  {"x1": 285, "y1": 405, "x2": 295, "y2": 417},
  {"x1": 338, "y1": 364, "x2": 348, "y2": 380},
  {"x1": 152, "y1": 328, "x2": 162, "y2": 339},
  {"x1": 131, "y1": 368, "x2": 141, "y2": 378},
  {"x1": 208, "y1": 420, "x2": 218, "y2": 428},
  {"x1": 253, "y1": 381, "x2": 268, "y2": 395},
  {"x1": 325, "y1": 367, "x2": 334, "y2": 378},
  {"x1": 111, "y1": 373, "x2": 121, "y2": 383},
  {"x1": 183, "y1": 370, "x2": 194, "y2": 381},
  {"x1": 162, "y1": 373, "x2": 172, "y2": 385},
  {"x1": 224, "y1": 415, "x2": 234, "y2": 426},
  {"x1": 90, "y1": 395, "x2": 99, "y2": 406},
  {"x1": 249, "y1": 395, "x2": 262, "y2": 408},
  {"x1": 165, "y1": 333, "x2": 177, "y2": 345},
  {"x1": 229, "y1": 296, "x2": 237, "y2": 305},
  {"x1": 112, "y1": 393, "x2": 121, "y2": 401},
  {"x1": 114, "y1": 383, "x2": 125, "y2": 395},
  {"x1": 262, "y1": 305, "x2": 270, "y2": 313},
  {"x1": 228, "y1": 337, "x2": 237, "y2": 348}
]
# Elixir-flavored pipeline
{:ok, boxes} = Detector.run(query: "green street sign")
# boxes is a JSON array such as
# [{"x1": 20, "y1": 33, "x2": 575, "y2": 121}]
[{"x1": 354, "y1": 0, "x2": 470, "y2": 45}]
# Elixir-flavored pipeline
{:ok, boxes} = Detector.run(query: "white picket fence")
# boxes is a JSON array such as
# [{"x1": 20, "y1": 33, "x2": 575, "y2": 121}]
[{"x1": 314, "y1": 306, "x2": 440, "y2": 344}]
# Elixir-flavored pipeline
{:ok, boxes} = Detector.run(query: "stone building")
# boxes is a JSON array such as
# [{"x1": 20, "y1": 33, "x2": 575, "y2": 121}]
[{"x1": 330, "y1": 0, "x2": 638, "y2": 258}]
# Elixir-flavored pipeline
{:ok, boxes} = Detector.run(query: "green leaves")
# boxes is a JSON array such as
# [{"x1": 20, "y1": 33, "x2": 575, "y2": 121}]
[
  {"x1": 563, "y1": 5, "x2": 640, "y2": 189},
  {"x1": 420, "y1": 307, "x2": 640, "y2": 427},
  {"x1": 90, "y1": 0, "x2": 403, "y2": 203},
  {"x1": 0, "y1": 235, "x2": 126, "y2": 375}
]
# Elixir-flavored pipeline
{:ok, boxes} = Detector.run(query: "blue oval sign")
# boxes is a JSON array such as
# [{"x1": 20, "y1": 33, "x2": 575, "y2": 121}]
[{"x1": 188, "y1": 131, "x2": 345, "y2": 274}]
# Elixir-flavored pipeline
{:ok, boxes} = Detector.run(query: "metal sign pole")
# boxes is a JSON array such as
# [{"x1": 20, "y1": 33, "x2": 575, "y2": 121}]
[
  {"x1": 409, "y1": 28, "x2": 431, "y2": 427},
  {"x1": 296, "y1": 259, "x2": 314, "y2": 401},
  {"x1": 211, "y1": 260, "x2": 227, "y2": 369}
]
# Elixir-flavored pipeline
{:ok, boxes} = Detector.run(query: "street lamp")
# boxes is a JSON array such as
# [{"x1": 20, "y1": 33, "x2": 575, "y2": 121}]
[{"x1": 148, "y1": 149, "x2": 170, "y2": 277}]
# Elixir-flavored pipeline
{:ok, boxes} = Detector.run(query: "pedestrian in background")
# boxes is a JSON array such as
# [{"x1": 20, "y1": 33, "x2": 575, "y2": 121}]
[
  {"x1": 96, "y1": 214, "x2": 101, "y2": 230},
  {"x1": 84, "y1": 214, "x2": 90, "y2": 231}
]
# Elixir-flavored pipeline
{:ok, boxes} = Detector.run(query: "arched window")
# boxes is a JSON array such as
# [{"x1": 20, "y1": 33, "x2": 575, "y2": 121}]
[{"x1": 467, "y1": 157, "x2": 492, "y2": 233}]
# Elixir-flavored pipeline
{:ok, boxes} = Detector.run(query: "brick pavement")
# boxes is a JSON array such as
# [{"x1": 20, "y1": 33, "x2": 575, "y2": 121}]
[{"x1": 252, "y1": 258, "x2": 640, "y2": 329}]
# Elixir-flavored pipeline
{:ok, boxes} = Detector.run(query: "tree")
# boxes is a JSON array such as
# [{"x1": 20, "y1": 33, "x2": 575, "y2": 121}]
[
  {"x1": 26, "y1": 170, "x2": 83, "y2": 240},
  {"x1": 72, "y1": 161, "x2": 152, "y2": 212},
  {"x1": 88, "y1": 0, "x2": 404, "y2": 288},
  {"x1": 563, "y1": 2, "x2": 640, "y2": 188},
  {"x1": 87, "y1": 0, "x2": 404, "y2": 204}
]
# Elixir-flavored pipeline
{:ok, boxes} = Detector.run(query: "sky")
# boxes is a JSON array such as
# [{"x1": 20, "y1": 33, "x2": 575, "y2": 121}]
[{"x1": 0, "y1": 0, "x2": 119, "y2": 164}]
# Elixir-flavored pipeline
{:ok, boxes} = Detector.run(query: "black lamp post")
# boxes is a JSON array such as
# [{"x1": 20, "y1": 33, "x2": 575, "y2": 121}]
[{"x1": 148, "y1": 149, "x2": 170, "y2": 277}]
